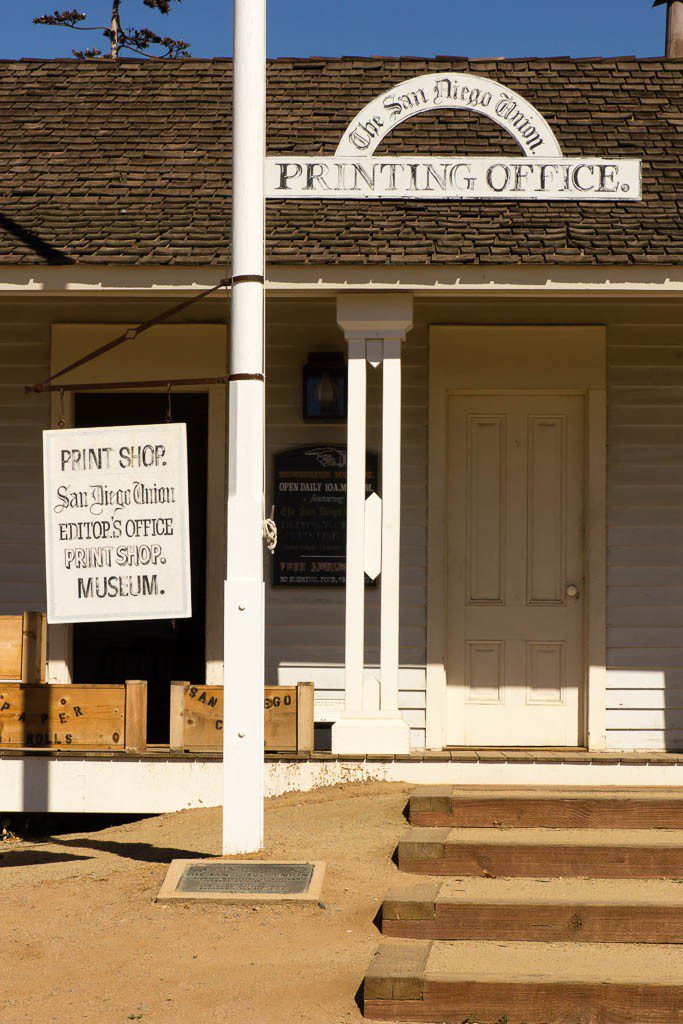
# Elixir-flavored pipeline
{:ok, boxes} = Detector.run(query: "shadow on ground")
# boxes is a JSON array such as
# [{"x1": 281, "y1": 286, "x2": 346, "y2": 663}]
[
  {"x1": 49, "y1": 836, "x2": 208, "y2": 864},
  {"x1": 1, "y1": 812, "x2": 155, "y2": 840},
  {"x1": 0, "y1": 849, "x2": 92, "y2": 868}
]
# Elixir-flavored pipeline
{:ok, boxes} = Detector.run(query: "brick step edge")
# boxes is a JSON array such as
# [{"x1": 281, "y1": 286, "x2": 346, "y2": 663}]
[
  {"x1": 396, "y1": 830, "x2": 683, "y2": 879},
  {"x1": 409, "y1": 786, "x2": 683, "y2": 829},
  {"x1": 363, "y1": 941, "x2": 683, "y2": 1023},
  {"x1": 380, "y1": 883, "x2": 683, "y2": 943}
]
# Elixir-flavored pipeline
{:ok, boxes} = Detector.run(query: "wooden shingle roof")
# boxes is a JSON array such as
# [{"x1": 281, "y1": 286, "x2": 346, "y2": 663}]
[{"x1": 0, "y1": 57, "x2": 680, "y2": 266}]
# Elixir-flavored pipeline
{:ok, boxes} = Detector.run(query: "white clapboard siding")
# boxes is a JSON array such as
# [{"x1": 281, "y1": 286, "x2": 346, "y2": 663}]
[
  {"x1": 265, "y1": 299, "x2": 428, "y2": 743},
  {"x1": 607, "y1": 731, "x2": 683, "y2": 752},
  {"x1": 0, "y1": 327, "x2": 50, "y2": 613},
  {"x1": 609, "y1": 709, "x2": 683, "y2": 731},
  {"x1": 609, "y1": 566, "x2": 683, "y2": 586},
  {"x1": 609, "y1": 689, "x2": 683, "y2": 711},
  {"x1": 608, "y1": 669, "x2": 683, "y2": 689},
  {"x1": 607, "y1": 324, "x2": 683, "y2": 752},
  {"x1": 608, "y1": 606, "x2": 683, "y2": 628}
]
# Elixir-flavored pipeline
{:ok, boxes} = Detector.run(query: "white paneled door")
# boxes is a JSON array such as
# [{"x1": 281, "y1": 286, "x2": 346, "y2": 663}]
[{"x1": 446, "y1": 394, "x2": 585, "y2": 746}]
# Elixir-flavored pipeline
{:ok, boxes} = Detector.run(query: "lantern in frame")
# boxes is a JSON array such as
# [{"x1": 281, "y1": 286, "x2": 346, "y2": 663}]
[{"x1": 302, "y1": 352, "x2": 347, "y2": 422}]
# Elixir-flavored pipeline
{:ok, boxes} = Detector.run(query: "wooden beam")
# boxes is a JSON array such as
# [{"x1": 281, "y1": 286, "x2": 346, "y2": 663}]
[
  {"x1": 296, "y1": 682, "x2": 315, "y2": 755},
  {"x1": 169, "y1": 681, "x2": 188, "y2": 752},
  {"x1": 21, "y1": 612, "x2": 44, "y2": 685},
  {"x1": 124, "y1": 681, "x2": 148, "y2": 752},
  {"x1": 0, "y1": 616, "x2": 23, "y2": 680},
  {"x1": 363, "y1": 939, "x2": 683, "y2": 1022},
  {"x1": 397, "y1": 827, "x2": 683, "y2": 878}
]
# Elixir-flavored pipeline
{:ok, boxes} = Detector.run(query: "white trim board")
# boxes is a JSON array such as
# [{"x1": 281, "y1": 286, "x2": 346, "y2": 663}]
[
  {"x1": 2, "y1": 757, "x2": 681, "y2": 814},
  {"x1": 0, "y1": 265, "x2": 682, "y2": 296}
]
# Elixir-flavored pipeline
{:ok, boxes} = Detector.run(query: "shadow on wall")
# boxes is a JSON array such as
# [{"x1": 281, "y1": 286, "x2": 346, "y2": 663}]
[
  {"x1": 21, "y1": 684, "x2": 51, "y2": 815},
  {"x1": 21, "y1": 756, "x2": 51, "y2": 815}
]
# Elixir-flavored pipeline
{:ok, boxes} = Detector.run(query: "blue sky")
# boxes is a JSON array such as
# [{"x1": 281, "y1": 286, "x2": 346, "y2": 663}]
[{"x1": 3, "y1": 1, "x2": 668, "y2": 60}]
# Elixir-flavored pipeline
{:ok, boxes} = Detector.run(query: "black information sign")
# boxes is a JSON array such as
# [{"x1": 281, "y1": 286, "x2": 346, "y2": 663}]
[
  {"x1": 273, "y1": 445, "x2": 378, "y2": 587},
  {"x1": 177, "y1": 862, "x2": 314, "y2": 895}
]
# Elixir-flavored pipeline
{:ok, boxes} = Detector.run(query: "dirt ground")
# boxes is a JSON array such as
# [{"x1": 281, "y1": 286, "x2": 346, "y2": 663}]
[{"x1": 0, "y1": 782, "x2": 413, "y2": 1024}]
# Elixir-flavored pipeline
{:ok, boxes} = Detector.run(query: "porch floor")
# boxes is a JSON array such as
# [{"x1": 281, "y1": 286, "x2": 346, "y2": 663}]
[{"x1": 2, "y1": 745, "x2": 683, "y2": 766}]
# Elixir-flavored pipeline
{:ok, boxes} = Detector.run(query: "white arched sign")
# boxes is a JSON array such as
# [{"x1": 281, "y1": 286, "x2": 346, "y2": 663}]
[
  {"x1": 335, "y1": 73, "x2": 563, "y2": 158},
  {"x1": 266, "y1": 72, "x2": 641, "y2": 201}
]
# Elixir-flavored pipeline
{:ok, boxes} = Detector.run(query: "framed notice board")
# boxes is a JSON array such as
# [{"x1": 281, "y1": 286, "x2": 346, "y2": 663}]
[{"x1": 272, "y1": 445, "x2": 378, "y2": 587}]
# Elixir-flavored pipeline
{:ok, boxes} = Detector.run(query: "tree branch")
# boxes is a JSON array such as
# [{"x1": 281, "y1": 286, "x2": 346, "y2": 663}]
[
  {"x1": 36, "y1": 23, "x2": 111, "y2": 32},
  {"x1": 34, "y1": 0, "x2": 190, "y2": 58}
]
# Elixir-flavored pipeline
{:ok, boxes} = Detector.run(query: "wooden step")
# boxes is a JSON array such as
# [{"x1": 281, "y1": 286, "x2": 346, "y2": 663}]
[
  {"x1": 381, "y1": 878, "x2": 683, "y2": 943},
  {"x1": 397, "y1": 827, "x2": 683, "y2": 878},
  {"x1": 363, "y1": 939, "x2": 683, "y2": 1023},
  {"x1": 409, "y1": 785, "x2": 683, "y2": 829}
]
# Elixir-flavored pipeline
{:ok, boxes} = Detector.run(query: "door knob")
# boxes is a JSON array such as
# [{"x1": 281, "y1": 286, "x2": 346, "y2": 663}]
[{"x1": 566, "y1": 584, "x2": 580, "y2": 599}]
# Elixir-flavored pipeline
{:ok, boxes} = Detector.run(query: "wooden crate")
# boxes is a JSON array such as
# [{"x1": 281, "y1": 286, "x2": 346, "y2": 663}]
[
  {"x1": 0, "y1": 613, "x2": 46, "y2": 683},
  {"x1": 170, "y1": 682, "x2": 314, "y2": 754},
  {"x1": 0, "y1": 680, "x2": 147, "y2": 751}
]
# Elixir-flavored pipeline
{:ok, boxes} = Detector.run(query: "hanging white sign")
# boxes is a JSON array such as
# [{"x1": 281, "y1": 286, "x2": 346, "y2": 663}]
[
  {"x1": 266, "y1": 73, "x2": 642, "y2": 201},
  {"x1": 43, "y1": 423, "x2": 192, "y2": 624}
]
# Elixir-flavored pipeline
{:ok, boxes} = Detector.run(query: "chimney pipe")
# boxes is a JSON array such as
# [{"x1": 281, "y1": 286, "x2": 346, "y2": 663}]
[{"x1": 654, "y1": 0, "x2": 683, "y2": 57}]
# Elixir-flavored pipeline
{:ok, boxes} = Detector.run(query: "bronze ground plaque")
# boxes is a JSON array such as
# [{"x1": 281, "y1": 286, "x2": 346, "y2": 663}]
[
  {"x1": 178, "y1": 861, "x2": 313, "y2": 895},
  {"x1": 157, "y1": 858, "x2": 326, "y2": 904}
]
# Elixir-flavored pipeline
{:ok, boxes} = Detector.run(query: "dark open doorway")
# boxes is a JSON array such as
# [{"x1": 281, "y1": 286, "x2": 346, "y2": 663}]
[{"x1": 72, "y1": 393, "x2": 208, "y2": 743}]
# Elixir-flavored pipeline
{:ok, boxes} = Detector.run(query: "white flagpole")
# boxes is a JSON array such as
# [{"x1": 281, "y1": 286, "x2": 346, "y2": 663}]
[{"x1": 222, "y1": 0, "x2": 266, "y2": 855}]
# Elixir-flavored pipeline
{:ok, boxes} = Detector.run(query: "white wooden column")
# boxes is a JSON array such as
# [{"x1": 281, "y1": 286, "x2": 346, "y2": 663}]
[
  {"x1": 332, "y1": 294, "x2": 413, "y2": 756},
  {"x1": 344, "y1": 336, "x2": 367, "y2": 715},
  {"x1": 380, "y1": 335, "x2": 402, "y2": 713}
]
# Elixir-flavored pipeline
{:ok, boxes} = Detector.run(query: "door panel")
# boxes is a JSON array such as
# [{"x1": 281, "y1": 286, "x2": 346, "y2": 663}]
[
  {"x1": 467, "y1": 415, "x2": 505, "y2": 603},
  {"x1": 447, "y1": 395, "x2": 585, "y2": 747},
  {"x1": 527, "y1": 415, "x2": 565, "y2": 604}
]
